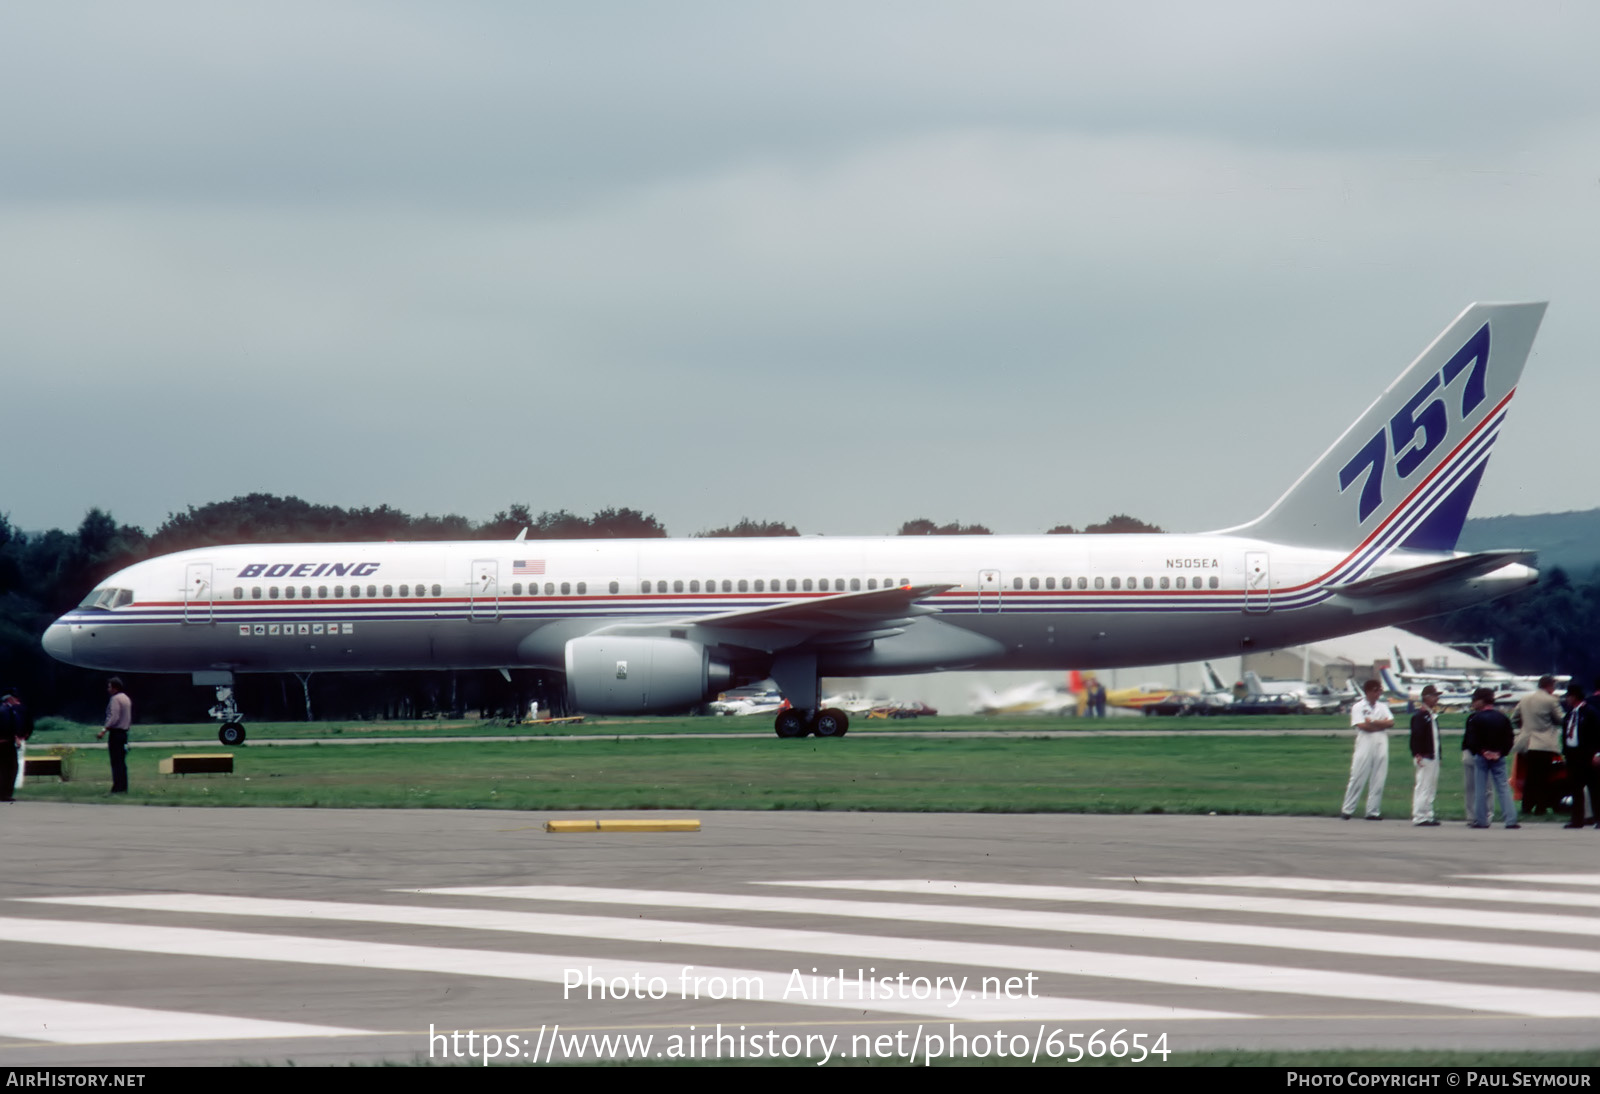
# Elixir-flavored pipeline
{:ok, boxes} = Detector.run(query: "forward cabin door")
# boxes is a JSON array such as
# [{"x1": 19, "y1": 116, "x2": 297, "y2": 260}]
[
  {"x1": 470, "y1": 559, "x2": 500, "y2": 622},
  {"x1": 1244, "y1": 551, "x2": 1271, "y2": 613},
  {"x1": 978, "y1": 569, "x2": 1002, "y2": 613},
  {"x1": 183, "y1": 562, "x2": 213, "y2": 624}
]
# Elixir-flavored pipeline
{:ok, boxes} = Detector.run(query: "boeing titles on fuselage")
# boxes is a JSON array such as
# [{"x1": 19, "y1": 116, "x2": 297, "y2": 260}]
[{"x1": 44, "y1": 303, "x2": 1548, "y2": 741}]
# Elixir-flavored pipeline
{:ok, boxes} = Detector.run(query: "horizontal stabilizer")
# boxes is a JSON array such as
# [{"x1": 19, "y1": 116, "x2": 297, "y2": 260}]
[{"x1": 1337, "y1": 550, "x2": 1535, "y2": 599}]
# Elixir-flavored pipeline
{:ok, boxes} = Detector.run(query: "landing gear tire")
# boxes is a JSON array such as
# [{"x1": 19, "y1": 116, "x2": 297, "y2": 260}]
[
  {"x1": 774, "y1": 709, "x2": 809, "y2": 738},
  {"x1": 219, "y1": 722, "x2": 247, "y2": 746},
  {"x1": 813, "y1": 708, "x2": 849, "y2": 738}
]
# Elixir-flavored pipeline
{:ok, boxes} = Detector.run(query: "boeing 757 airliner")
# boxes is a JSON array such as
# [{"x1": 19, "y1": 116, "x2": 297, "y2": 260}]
[{"x1": 44, "y1": 303, "x2": 1546, "y2": 742}]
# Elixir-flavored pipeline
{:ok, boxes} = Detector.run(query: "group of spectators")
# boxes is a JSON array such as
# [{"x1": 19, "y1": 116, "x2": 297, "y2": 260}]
[{"x1": 1341, "y1": 675, "x2": 1600, "y2": 828}]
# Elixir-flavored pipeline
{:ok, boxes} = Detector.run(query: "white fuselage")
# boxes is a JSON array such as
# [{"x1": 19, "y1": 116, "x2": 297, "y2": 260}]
[{"x1": 44, "y1": 533, "x2": 1534, "y2": 680}]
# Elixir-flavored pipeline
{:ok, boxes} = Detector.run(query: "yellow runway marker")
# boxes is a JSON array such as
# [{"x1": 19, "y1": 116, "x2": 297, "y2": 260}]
[{"x1": 544, "y1": 819, "x2": 701, "y2": 833}]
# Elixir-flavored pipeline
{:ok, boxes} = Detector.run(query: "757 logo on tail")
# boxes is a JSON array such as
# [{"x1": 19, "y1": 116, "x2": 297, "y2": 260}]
[{"x1": 1338, "y1": 323, "x2": 1490, "y2": 524}]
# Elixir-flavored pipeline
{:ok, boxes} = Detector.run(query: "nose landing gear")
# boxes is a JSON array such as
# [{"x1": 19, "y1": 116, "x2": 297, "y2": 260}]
[{"x1": 207, "y1": 685, "x2": 247, "y2": 745}]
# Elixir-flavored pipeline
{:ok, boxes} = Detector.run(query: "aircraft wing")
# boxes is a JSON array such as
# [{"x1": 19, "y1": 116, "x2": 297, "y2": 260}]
[
  {"x1": 689, "y1": 583, "x2": 954, "y2": 632},
  {"x1": 588, "y1": 583, "x2": 960, "y2": 652},
  {"x1": 1337, "y1": 550, "x2": 1535, "y2": 599}
]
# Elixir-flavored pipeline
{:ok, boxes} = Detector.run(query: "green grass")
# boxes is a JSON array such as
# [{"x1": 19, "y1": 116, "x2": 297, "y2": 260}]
[
  {"x1": 29, "y1": 712, "x2": 1354, "y2": 745},
  {"x1": 21, "y1": 730, "x2": 1502, "y2": 816}
]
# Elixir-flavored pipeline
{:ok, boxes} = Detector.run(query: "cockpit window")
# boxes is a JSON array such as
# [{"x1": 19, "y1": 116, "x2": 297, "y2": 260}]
[{"x1": 79, "y1": 587, "x2": 128, "y2": 610}]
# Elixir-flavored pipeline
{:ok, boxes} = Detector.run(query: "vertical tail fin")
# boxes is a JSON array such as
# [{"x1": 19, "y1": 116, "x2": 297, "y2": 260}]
[{"x1": 1232, "y1": 303, "x2": 1546, "y2": 552}]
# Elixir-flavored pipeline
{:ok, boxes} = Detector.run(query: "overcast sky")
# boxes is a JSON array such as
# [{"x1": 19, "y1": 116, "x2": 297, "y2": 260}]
[{"x1": 3, "y1": 2, "x2": 1595, "y2": 539}]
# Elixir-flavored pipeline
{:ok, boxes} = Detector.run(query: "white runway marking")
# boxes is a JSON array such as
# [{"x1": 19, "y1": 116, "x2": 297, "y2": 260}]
[
  {"x1": 0, "y1": 993, "x2": 366, "y2": 1045},
  {"x1": 0, "y1": 914, "x2": 1217, "y2": 1023},
  {"x1": 1455, "y1": 873, "x2": 1600, "y2": 888},
  {"x1": 36, "y1": 887, "x2": 1600, "y2": 984},
  {"x1": 1102, "y1": 875, "x2": 1600, "y2": 903},
  {"x1": 408, "y1": 885, "x2": 1600, "y2": 1017},
  {"x1": 760, "y1": 878, "x2": 1600, "y2": 937}
]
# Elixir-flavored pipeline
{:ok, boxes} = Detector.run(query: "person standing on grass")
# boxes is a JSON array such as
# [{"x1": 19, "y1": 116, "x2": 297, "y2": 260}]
[
  {"x1": 95, "y1": 677, "x2": 132, "y2": 794},
  {"x1": 1341, "y1": 679, "x2": 1393, "y2": 820},
  {"x1": 1409, "y1": 685, "x2": 1442, "y2": 826}
]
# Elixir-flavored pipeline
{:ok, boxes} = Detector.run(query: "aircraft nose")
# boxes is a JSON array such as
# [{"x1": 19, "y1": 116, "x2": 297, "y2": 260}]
[{"x1": 42, "y1": 623, "x2": 73, "y2": 663}]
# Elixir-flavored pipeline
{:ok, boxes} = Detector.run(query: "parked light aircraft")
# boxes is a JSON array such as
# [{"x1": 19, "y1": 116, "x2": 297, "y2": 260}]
[
  {"x1": 971, "y1": 678, "x2": 1076, "y2": 716},
  {"x1": 1067, "y1": 670, "x2": 1179, "y2": 713},
  {"x1": 43, "y1": 303, "x2": 1547, "y2": 742}
]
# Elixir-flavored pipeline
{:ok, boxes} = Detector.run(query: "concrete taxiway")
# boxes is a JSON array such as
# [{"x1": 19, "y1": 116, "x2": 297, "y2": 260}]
[{"x1": 1, "y1": 804, "x2": 1597, "y2": 1066}]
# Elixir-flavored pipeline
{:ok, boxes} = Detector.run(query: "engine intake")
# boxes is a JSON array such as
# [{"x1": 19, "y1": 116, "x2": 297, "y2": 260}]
[{"x1": 564, "y1": 635, "x2": 731, "y2": 714}]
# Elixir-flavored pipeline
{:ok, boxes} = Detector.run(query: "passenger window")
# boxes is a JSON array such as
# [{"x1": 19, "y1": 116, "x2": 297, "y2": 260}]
[
  {"x1": 513, "y1": 583, "x2": 522, "y2": 595},
  {"x1": 270, "y1": 587, "x2": 280, "y2": 599},
  {"x1": 1077, "y1": 577, "x2": 1087, "y2": 590},
  {"x1": 315, "y1": 585, "x2": 325, "y2": 598},
  {"x1": 1029, "y1": 577, "x2": 1039, "y2": 590},
  {"x1": 253, "y1": 587, "x2": 263, "y2": 600},
  {"x1": 867, "y1": 578, "x2": 877, "y2": 590},
  {"x1": 334, "y1": 585, "x2": 344, "y2": 598},
  {"x1": 641, "y1": 580, "x2": 652, "y2": 593},
  {"x1": 1110, "y1": 577, "x2": 1121, "y2": 590},
  {"x1": 432, "y1": 584, "x2": 441, "y2": 597},
  {"x1": 416, "y1": 585, "x2": 426, "y2": 597},
  {"x1": 1094, "y1": 577, "x2": 1104, "y2": 590},
  {"x1": 802, "y1": 579, "x2": 813, "y2": 591},
  {"x1": 753, "y1": 579, "x2": 764, "y2": 592},
  {"x1": 544, "y1": 582, "x2": 554, "y2": 595},
  {"x1": 1159, "y1": 576, "x2": 1169, "y2": 589},
  {"x1": 1209, "y1": 576, "x2": 1219, "y2": 589},
  {"x1": 1045, "y1": 577, "x2": 1055, "y2": 589},
  {"x1": 1176, "y1": 577, "x2": 1186, "y2": 589},
  {"x1": 285, "y1": 586, "x2": 296, "y2": 599},
  {"x1": 233, "y1": 587, "x2": 243, "y2": 599},
  {"x1": 1012, "y1": 577, "x2": 1023, "y2": 590},
  {"x1": 850, "y1": 578, "x2": 860, "y2": 591},
  {"x1": 367, "y1": 585, "x2": 377, "y2": 597},
  {"x1": 690, "y1": 580, "x2": 701, "y2": 593},
  {"x1": 576, "y1": 582, "x2": 586, "y2": 594},
  {"x1": 400, "y1": 585, "x2": 410, "y2": 597},
  {"x1": 609, "y1": 581, "x2": 619, "y2": 594},
  {"x1": 738, "y1": 579, "x2": 748, "y2": 592},
  {"x1": 899, "y1": 578, "x2": 909, "y2": 587},
  {"x1": 382, "y1": 585, "x2": 393, "y2": 597},
  {"x1": 673, "y1": 580, "x2": 684, "y2": 593},
  {"x1": 561, "y1": 582, "x2": 571, "y2": 595},
  {"x1": 819, "y1": 579, "x2": 829, "y2": 592},
  {"x1": 787, "y1": 579, "x2": 797, "y2": 592},
  {"x1": 723, "y1": 580, "x2": 732, "y2": 592},
  {"x1": 1143, "y1": 577, "x2": 1153, "y2": 590}
]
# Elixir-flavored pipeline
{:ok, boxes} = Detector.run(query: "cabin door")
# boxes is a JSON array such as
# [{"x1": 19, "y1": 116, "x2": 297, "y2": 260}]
[
  {"x1": 470, "y1": 559, "x2": 500, "y2": 622},
  {"x1": 978, "y1": 569, "x2": 1002, "y2": 613},
  {"x1": 1244, "y1": 551, "x2": 1271, "y2": 613},
  {"x1": 183, "y1": 562, "x2": 213, "y2": 624}
]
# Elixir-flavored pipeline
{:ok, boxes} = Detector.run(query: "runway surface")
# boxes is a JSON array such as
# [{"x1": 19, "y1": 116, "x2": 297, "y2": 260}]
[{"x1": 1, "y1": 804, "x2": 1596, "y2": 1066}]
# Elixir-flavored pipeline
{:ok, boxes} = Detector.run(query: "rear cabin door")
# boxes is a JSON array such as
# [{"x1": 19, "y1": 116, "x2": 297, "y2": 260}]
[
  {"x1": 183, "y1": 562, "x2": 213, "y2": 624},
  {"x1": 470, "y1": 559, "x2": 500, "y2": 622},
  {"x1": 1244, "y1": 551, "x2": 1271, "y2": 613}
]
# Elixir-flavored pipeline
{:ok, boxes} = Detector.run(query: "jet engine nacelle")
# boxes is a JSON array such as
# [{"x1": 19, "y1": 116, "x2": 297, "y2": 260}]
[{"x1": 564, "y1": 635, "x2": 732, "y2": 714}]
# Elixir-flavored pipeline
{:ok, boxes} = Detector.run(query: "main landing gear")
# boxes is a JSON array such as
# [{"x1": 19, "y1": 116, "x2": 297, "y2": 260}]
[
  {"x1": 773, "y1": 707, "x2": 850, "y2": 738},
  {"x1": 207, "y1": 686, "x2": 248, "y2": 746}
]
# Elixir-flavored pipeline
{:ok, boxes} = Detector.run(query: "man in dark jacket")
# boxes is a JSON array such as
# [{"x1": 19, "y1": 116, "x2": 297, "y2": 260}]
[
  {"x1": 0, "y1": 685, "x2": 32, "y2": 803},
  {"x1": 1562, "y1": 684, "x2": 1600, "y2": 829},
  {"x1": 1465, "y1": 687, "x2": 1518, "y2": 829},
  {"x1": 1410, "y1": 685, "x2": 1442, "y2": 826}
]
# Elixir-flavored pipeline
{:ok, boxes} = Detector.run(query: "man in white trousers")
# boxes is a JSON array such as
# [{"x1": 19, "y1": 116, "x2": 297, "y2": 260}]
[
  {"x1": 1409, "y1": 685, "x2": 1442, "y2": 826},
  {"x1": 1342, "y1": 679, "x2": 1394, "y2": 820}
]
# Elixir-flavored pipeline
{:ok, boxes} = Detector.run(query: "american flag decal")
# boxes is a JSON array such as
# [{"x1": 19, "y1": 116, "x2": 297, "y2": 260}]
[{"x1": 513, "y1": 560, "x2": 546, "y2": 575}]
